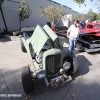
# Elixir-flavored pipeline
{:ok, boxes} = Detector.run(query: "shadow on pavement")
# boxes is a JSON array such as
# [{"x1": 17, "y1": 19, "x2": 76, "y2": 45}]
[
  {"x1": 0, "y1": 38, "x2": 10, "y2": 42},
  {"x1": 0, "y1": 39, "x2": 95, "y2": 100},
  {"x1": 72, "y1": 54, "x2": 92, "y2": 80},
  {"x1": 0, "y1": 68, "x2": 26, "y2": 100}
]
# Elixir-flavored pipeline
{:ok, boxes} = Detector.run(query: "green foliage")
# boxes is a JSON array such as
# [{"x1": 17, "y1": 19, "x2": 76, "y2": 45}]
[
  {"x1": 73, "y1": 0, "x2": 93, "y2": 4},
  {"x1": 13, "y1": 31, "x2": 21, "y2": 36},
  {"x1": 40, "y1": 5, "x2": 65, "y2": 26},
  {"x1": 8, "y1": 31, "x2": 21, "y2": 36},
  {"x1": 85, "y1": 9, "x2": 98, "y2": 21},
  {"x1": 72, "y1": 13, "x2": 86, "y2": 22},
  {"x1": 73, "y1": 0, "x2": 100, "y2": 21},
  {"x1": 18, "y1": 0, "x2": 32, "y2": 21},
  {"x1": 73, "y1": 0, "x2": 85, "y2": 4},
  {"x1": 18, "y1": 0, "x2": 32, "y2": 29},
  {"x1": 96, "y1": 14, "x2": 100, "y2": 20},
  {"x1": 72, "y1": 9, "x2": 100, "y2": 22}
]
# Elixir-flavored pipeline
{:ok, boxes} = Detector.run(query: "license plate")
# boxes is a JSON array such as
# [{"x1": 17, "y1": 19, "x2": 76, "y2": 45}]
[{"x1": 50, "y1": 75, "x2": 65, "y2": 88}]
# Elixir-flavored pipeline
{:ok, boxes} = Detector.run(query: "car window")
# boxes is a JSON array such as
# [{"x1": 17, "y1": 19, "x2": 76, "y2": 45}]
[
  {"x1": 23, "y1": 31, "x2": 33, "y2": 39},
  {"x1": 87, "y1": 25, "x2": 93, "y2": 28},
  {"x1": 95, "y1": 24, "x2": 100, "y2": 28}
]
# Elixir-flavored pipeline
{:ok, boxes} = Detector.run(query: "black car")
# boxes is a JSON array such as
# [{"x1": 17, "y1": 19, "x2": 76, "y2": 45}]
[{"x1": 76, "y1": 32, "x2": 100, "y2": 53}]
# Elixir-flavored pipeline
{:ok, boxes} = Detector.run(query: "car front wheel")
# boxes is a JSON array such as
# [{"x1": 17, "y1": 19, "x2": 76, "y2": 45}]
[{"x1": 21, "y1": 66, "x2": 34, "y2": 94}]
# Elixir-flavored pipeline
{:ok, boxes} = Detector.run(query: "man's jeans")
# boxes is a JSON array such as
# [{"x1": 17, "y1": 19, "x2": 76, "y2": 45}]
[{"x1": 68, "y1": 38, "x2": 77, "y2": 55}]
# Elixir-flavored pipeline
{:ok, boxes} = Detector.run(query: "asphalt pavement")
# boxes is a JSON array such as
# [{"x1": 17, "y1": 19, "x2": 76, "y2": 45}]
[{"x1": 0, "y1": 38, "x2": 100, "y2": 100}]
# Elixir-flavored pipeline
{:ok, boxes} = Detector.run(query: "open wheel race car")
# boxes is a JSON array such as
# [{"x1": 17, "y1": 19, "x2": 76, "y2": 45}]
[
  {"x1": 20, "y1": 25, "x2": 79, "y2": 94},
  {"x1": 76, "y1": 32, "x2": 100, "y2": 53}
]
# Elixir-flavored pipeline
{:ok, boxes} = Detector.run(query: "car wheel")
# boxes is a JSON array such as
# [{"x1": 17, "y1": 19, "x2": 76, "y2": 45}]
[
  {"x1": 76, "y1": 43, "x2": 84, "y2": 52},
  {"x1": 63, "y1": 55, "x2": 79, "y2": 74},
  {"x1": 72, "y1": 57, "x2": 79, "y2": 74},
  {"x1": 21, "y1": 66, "x2": 34, "y2": 94},
  {"x1": 20, "y1": 40, "x2": 27, "y2": 52}
]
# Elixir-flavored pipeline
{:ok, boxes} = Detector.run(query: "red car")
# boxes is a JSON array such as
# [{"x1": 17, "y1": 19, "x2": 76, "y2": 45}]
[{"x1": 81, "y1": 22, "x2": 100, "y2": 36}]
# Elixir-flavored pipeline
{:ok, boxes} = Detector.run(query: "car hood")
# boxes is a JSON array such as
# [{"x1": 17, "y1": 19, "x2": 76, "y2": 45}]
[{"x1": 31, "y1": 25, "x2": 58, "y2": 55}]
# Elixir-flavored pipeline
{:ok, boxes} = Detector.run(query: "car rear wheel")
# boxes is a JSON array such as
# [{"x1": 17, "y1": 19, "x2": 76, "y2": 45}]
[
  {"x1": 20, "y1": 40, "x2": 27, "y2": 52},
  {"x1": 72, "y1": 57, "x2": 79, "y2": 74},
  {"x1": 21, "y1": 66, "x2": 34, "y2": 94}
]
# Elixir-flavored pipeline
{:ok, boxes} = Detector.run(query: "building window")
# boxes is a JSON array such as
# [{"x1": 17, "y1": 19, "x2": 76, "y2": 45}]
[{"x1": 7, "y1": 0, "x2": 20, "y2": 12}]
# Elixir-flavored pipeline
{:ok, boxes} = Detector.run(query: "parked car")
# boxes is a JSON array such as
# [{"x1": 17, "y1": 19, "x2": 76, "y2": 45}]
[
  {"x1": 76, "y1": 32, "x2": 100, "y2": 53},
  {"x1": 55, "y1": 29, "x2": 100, "y2": 53},
  {"x1": 81, "y1": 22, "x2": 100, "y2": 36},
  {"x1": 20, "y1": 25, "x2": 79, "y2": 94}
]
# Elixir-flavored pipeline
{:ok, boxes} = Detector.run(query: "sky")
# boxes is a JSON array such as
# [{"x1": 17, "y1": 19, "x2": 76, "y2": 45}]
[{"x1": 53, "y1": 0, "x2": 98, "y2": 14}]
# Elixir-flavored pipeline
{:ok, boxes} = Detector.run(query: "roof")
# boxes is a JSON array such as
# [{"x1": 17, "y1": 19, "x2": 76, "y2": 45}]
[
  {"x1": 48, "y1": 0, "x2": 71, "y2": 9},
  {"x1": 21, "y1": 27, "x2": 36, "y2": 32}
]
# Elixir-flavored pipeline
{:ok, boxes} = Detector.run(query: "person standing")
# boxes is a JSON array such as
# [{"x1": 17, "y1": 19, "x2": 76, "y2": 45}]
[{"x1": 67, "y1": 20, "x2": 81, "y2": 55}]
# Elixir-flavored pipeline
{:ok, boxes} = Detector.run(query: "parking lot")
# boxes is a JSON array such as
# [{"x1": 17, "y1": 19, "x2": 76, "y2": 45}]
[{"x1": 0, "y1": 38, "x2": 100, "y2": 100}]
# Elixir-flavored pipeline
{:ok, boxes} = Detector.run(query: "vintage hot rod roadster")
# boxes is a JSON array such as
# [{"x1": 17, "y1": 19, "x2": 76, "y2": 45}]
[{"x1": 20, "y1": 25, "x2": 79, "y2": 94}]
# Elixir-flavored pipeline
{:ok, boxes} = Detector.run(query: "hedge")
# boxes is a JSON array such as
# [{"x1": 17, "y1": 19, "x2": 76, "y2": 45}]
[{"x1": 8, "y1": 30, "x2": 21, "y2": 36}]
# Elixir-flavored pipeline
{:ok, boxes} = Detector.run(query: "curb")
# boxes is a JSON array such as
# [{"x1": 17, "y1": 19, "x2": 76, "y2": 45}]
[{"x1": 4, "y1": 34, "x2": 20, "y2": 41}]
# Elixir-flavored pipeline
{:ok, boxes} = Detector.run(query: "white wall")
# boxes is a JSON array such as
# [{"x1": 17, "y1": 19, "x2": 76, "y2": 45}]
[
  {"x1": 21, "y1": 0, "x2": 50, "y2": 28},
  {"x1": 0, "y1": 0, "x2": 78, "y2": 31},
  {"x1": 0, "y1": 0, "x2": 20, "y2": 31},
  {"x1": 62, "y1": 14, "x2": 73, "y2": 28}
]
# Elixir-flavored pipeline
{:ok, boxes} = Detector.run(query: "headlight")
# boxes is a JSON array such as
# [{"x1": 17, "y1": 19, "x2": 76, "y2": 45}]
[
  {"x1": 36, "y1": 70, "x2": 46, "y2": 79},
  {"x1": 63, "y1": 62, "x2": 71, "y2": 71}
]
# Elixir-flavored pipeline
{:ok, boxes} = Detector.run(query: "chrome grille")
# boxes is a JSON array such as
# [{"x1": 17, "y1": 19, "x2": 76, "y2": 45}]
[{"x1": 46, "y1": 54, "x2": 61, "y2": 75}]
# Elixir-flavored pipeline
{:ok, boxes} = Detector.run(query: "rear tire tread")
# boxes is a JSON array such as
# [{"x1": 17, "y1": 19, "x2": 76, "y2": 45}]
[{"x1": 22, "y1": 66, "x2": 34, "y2": 94}]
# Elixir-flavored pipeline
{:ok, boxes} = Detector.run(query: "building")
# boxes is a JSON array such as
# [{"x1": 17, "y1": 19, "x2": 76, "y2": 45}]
[{"x1": 0, "y1": 0, "x2": 78, "y2": 32}]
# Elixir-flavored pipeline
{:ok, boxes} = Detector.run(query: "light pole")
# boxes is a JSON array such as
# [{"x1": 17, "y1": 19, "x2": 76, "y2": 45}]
[{"x1": 0, "y1": 0, "x2": 8, "y2": 32}]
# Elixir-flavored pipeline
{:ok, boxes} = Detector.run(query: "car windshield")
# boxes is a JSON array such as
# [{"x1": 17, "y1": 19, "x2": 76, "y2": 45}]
[
  {"x1": 23, "y1": 31, "x2": 33, "y2": 39},
  {"x1": 95, "y1": 24, "x2": 100, "y2": 28}
]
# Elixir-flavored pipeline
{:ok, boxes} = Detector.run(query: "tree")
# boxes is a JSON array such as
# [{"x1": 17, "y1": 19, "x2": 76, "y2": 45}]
[
  {"x1": 74, "y1": 0, "x2": 85, "y2": 4},
  {"x1": 96, "y1": 13, "x2": 100, "y2": 20},
  {"x1": 72, "y1": 9, "x2": 100, "y2": 22},
  {"x1": 85, "y1": 9, "x2": 98, "y2": 21},
  {"x1": 18, "y1": 0, "x2": 32, "y2": 30},
  {"x1": 73, "y1": 0, "x2": 93, "y2": 4},
  {"x1": 72, "y1": 13, "x2": 86, "y2": 22},
  {"x1": 40, "y1": 5, "x2": 65, "y2": 26}
]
